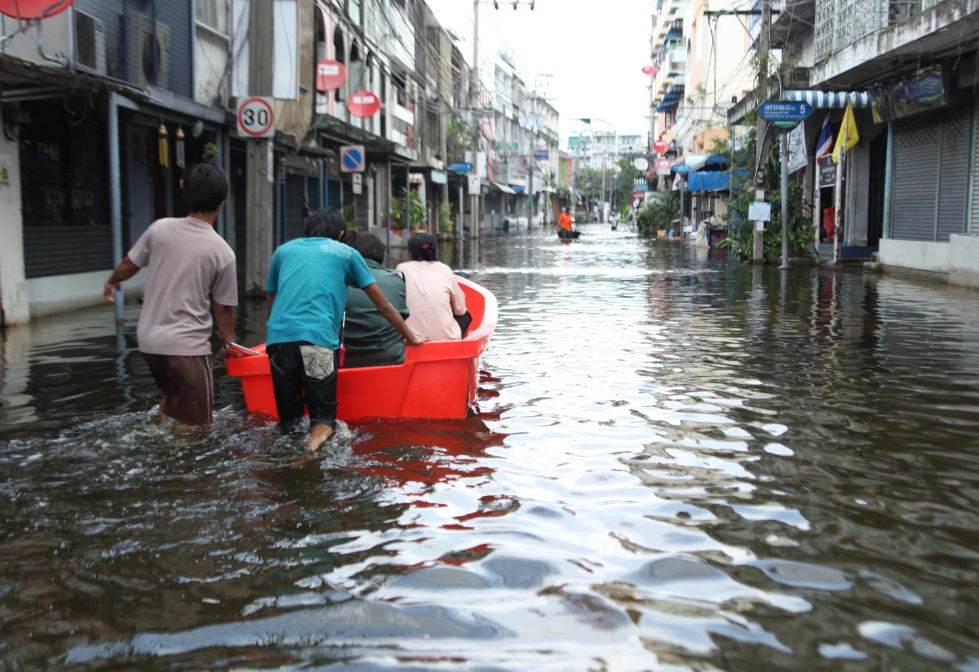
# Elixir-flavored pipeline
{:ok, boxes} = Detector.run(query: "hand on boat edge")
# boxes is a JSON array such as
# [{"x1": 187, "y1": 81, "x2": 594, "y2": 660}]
[{"x1": 406, "y1": 333, "x2": 429, "y2": 346}]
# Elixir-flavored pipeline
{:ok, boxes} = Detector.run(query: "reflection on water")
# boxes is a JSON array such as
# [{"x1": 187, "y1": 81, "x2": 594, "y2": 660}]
[{"x1": 3, "y1": 225, "x2": 979, "y2": 670}]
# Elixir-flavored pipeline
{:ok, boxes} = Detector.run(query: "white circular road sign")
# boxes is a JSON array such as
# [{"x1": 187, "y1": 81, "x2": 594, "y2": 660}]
[{"x1": 237, "y1": 97, "x2": 275, "y2": 138}]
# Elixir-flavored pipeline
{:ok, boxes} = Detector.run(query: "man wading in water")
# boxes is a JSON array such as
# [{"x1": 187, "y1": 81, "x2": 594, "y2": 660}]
[
  {"x1": 264, "y1": 209, "x2": 426, "y2": 459},
  {"x1": 103, "y1": 163, "x2": 237, "y2": 429}
]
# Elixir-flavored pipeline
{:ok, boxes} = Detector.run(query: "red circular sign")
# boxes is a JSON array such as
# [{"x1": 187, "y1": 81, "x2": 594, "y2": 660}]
[
  {"x1": 0, "y1": 0, "x2": 74, "y2": 20},
  {"x1": 642, "y1": 65, "x2": 656, "y2": 76},
  {"x1": 653, "y1": 139, "x2": 669, "y2": 154},
  {"x1": 316, "y1": 60, "x2": 346, "y2": 92},
  {"x1": 348, "y1": 90, "x2": 380, "y2": 118},
  {"x1": 237, "y1": 98, "x2": 275, "y2": 137}
]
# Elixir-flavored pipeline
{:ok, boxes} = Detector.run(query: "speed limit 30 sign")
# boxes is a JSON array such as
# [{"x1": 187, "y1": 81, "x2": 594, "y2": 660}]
[{"x1": 237, "y1": 97, "x2": 275, "y2": 138}]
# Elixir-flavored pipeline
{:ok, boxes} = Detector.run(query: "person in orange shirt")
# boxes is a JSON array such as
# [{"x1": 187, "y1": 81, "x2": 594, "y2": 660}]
[{"x1": 558, "y1": 209, "x2": 572, "y2": 239}]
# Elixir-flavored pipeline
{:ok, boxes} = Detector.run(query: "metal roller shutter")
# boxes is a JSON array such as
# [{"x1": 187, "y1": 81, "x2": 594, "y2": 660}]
[
  {"x1": 892, "y1": 106, "x2": 972, "y2": 242},
  {"x1": 892, "y1": 116, "x2": 940, "y2": 241},
  {"x1": 937, "y1": 106, "x2": 971, "y2": 242},
  {"x1": 19, "y1": 106, "x2": 112, "y2": 279}
]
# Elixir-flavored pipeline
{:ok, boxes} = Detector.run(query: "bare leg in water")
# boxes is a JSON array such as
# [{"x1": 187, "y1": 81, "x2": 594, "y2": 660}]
[{"x1": 292, "y1": 424, "x2": 334, "y2": 468}]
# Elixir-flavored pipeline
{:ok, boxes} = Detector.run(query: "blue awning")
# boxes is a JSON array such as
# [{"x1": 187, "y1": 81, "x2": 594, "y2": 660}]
[
  {"x1": 784, "y1": 90, "x2": 871, "y2": 109},
  {"x1": 687, "y1": 168, "x2": 750, "y2": 193},
  {"x1": 688, "y1": 171, "x2": 730, "y2": 193}
]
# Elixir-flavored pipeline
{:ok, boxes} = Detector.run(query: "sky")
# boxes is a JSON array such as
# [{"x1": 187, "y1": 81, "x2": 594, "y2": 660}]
[{"x1": 424, "y1": 0, "x2": 652, "y2": 142}]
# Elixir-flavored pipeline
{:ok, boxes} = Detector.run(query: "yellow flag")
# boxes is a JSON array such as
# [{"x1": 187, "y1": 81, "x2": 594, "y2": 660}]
[{"x1": 832, "y1": 102, "x2": 859, "y2": 164}]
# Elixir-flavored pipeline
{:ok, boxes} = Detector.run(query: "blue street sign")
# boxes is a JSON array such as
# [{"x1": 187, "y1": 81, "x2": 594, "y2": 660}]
[
  {"x1": 449, "y1": 162, "x2": 473, "y2": 173},
  {"x1": 339, "y1": 145, "x2": 365, "y2": 173},
  {"x1": 758, "y1": 100, "x2": 813, "y2": 122},
  {"x1": 673, "y1": 164, "x2": 692, "y2": 174},
  {"x1": 534, "y1": 149, "x2": 549, "y2": 160}
]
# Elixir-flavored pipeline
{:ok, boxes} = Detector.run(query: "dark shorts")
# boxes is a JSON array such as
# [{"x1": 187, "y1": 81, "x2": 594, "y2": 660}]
[
  {"x1": 142, "y1": 353, "x2": 214, "y2": 426},
  {"x1": 267, "y1": 342, "x2": 338, "y2": 430}
]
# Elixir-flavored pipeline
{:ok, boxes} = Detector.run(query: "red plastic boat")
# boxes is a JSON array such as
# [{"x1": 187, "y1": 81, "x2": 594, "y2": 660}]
[{"x1": 226, "y1": 276, "x2": 498, "y2": 421}]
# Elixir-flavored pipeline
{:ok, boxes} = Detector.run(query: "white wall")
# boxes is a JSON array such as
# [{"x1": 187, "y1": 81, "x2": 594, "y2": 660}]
[
  {"x1": 27, "y1": 270, "x2": 146, "y2": 318},
  {"x1": 949, "y1": 234, "x2": 979, "y2": 289},
  {"x1": 879, "y1": 239, "x2": 950, "y2": 275},
  {"x1": 0, "y1": 131, "x2": 29, "y2": 326}
]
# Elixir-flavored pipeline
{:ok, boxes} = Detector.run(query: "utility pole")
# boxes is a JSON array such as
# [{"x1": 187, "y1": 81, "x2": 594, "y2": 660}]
[
  {"x1": 471, "y1": 0, "x2": 481, "y2": 240},
  {"x1": 245, "y1": 0, "x2": 275, "y2": 294},
  {"x1": 779, "y1": 128, "x2": 790, "y2": 269},
  {"x1": 752, "y1": 0, "x2": 770, "y2": 264}
]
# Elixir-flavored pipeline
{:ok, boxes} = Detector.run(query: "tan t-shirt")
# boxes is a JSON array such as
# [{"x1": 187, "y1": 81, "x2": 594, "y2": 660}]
[
  {"x1": 129, "y1": 217, "x2": 237, "y2": 356},
  {"x1": 396, "y1": 260, "x2": 467, "y2": 341}
]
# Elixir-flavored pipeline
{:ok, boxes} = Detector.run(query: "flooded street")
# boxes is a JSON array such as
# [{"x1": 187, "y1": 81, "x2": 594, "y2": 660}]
[{"x1": 4, "y1": 225, "x2": 979, "y2": 670}]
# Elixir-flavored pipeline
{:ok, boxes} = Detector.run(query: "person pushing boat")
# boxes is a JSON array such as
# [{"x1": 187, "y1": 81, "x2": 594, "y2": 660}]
[{"x1": 264, "y1": 209, "x2": 426, "y2": 458}]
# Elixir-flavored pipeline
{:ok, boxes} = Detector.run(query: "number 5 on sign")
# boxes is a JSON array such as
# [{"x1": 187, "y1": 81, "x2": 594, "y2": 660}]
[{"x1": 237, "y1": 97, "x2": 275, "y2": 138}]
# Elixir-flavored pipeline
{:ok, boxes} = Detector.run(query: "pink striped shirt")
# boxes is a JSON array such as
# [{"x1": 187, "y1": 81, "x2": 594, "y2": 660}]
[{"x1": 396, "y1": 260, "x2": 467, "y2": 341}]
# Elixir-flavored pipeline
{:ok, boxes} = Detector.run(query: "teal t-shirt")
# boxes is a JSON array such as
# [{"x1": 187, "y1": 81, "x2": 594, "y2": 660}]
[{"x1": 265, "y1": 238, "x2": 376, "y2": 350}]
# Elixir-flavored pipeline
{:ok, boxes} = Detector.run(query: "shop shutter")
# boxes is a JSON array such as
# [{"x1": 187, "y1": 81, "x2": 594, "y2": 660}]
[
  {"x1": 936, "y1": 106, "x2": 971, "y2": 242},
  {"x1": 892, "y1": 116, "x2": 940, "y2": 241},
  {"x1": 23, "y1": 226, "x2": 114, "y2": 278},
  {"x1": 892, "y1": 106, "x2": 972, "y2": 242},
  {"x1": 19, "y1": 110, "x2": 112, "y2": 279}
]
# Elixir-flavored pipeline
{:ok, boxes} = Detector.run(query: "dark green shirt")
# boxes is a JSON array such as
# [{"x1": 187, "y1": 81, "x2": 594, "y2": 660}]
[{"x1": 343, "y1": 259, "x2": 410, "y2": 368}]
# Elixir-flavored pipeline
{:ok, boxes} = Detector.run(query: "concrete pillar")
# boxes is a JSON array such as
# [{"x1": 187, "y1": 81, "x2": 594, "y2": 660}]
[{"x1": 0, "y1": 129, "x2": 29, "y2": 326}]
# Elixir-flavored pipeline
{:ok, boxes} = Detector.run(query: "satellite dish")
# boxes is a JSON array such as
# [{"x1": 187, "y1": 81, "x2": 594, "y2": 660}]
[{"x1": 0, "y1": 0, "x2": 74, "y2": 21}]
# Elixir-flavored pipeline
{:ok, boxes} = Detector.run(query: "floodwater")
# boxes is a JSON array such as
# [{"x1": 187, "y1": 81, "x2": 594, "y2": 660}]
[{"x1": 3, "y1": 226, "x2": 979, "y2": 671}]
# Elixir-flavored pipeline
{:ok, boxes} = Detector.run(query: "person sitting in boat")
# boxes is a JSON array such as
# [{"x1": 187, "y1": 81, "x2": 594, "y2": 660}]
[
  {"x1": 558, "y1": 209, "x2": 572, "y2": 239},
  {"x1": 264, "y1": 209, "x2": 426, "y2": 456},
  {"x1": 397, "y1": 233, "x2": 469, "y2": 341},
  {"x1": 343, "y1": 233, "x2": 411, "y2": 368}
]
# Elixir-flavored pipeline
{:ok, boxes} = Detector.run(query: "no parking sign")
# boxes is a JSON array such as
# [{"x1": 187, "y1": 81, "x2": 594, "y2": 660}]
[{"x1": 340, "y1": 145, "x2": 365, "y2": 173}]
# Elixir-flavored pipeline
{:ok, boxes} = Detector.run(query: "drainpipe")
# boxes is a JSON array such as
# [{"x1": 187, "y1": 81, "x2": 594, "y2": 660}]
[
  {"x1": 216, "y1": 131, "x2": 226, "y2": 239},
  {"x1": 882, "y1": 121, "x2": 894, "y2": 240},
  {"x1": 109, "y1": 92, "x2": 124, "y2": 322}
]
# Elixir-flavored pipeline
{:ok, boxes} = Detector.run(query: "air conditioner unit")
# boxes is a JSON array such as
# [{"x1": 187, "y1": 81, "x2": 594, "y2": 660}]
[
  {"x1": 122, "y1": 12, "x2": 170, "y2": 90},
  {"x1": 73, "y1": 9, "x2": 107, "y2": 76}
]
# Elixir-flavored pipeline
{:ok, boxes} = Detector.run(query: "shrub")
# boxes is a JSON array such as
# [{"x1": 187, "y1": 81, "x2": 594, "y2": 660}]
[{"x1": 439, "y1": 201, "x2": 454, "y2": 234}]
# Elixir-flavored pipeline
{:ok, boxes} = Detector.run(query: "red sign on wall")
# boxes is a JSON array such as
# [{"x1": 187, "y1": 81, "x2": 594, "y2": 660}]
[
  {"x1": 316, "y1": 60, "x2": 346, "y2": 92},
  {"x1": 642, "y1": 65, "x2": 656, "y2": 76},
  {"x1": 348, "y1": 90, "x2": 380, "y2": 118}
]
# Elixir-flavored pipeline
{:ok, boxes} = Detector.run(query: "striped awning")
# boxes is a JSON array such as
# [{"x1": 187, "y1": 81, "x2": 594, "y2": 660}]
[{"x1": 784, "y1": 90, "x2": 871, "y2": 109}]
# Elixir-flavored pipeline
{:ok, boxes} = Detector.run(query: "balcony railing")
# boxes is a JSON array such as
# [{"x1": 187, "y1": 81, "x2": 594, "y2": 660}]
[{"x1": 814, "y1": 0, "x2": 947, "y2": 61}]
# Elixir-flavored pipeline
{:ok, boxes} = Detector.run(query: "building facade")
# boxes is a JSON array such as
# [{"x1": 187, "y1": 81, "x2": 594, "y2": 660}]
[
  {"x1": 0, "y1": 0, "x2": 560, "y2": 326},
  {"x1": 727, "y1": 0, "x2": 979, "y2": 283}
]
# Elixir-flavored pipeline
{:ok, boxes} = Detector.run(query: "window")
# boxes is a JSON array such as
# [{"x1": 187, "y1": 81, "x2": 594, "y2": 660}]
[
  {"x1": 196, "y1": 0, "x2": 227, "y2": 34},
  {"x1": 347, "y1": 0, "x2": 361, "y2": 25},
  {"x1": 273, "y1": 0, "x2": 298, "y2": 99},
  {"x1": 231, "y1": 0, "x2": 299, "y2": 100},
  {"x1": 333, "y1": 27, "x2": 345, "y2": 102}
]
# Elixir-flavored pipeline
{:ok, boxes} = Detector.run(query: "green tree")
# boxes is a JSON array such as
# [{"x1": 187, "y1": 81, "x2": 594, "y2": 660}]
[
  {"x1": 715, "y1": 121, "x2": 813, "y2": 260},
  {"x1": 614, "y1": 156, "x2": 643, "y2": 215},
  {"x1": 387, "y1": 188, "x2": 426, "y2": 231}
]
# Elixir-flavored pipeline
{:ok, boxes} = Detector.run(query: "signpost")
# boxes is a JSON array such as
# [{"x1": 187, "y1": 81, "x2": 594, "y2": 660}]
[
  {"x1": 534, "y1": 149, "x2": 549, "y2": 160},
  {"x1": 352, "y1": 173, "x2": 363, "y2": 195},
  {"x1": 673, "y1": 164, "x2": 692, "y2": 174},
  {"x1": 759, "y1": 100, "x2": 813, "y2": 268},
  {"x1": 236, "y1": 97, "x2": 275, "y2": 138},
  {"x1": 449, "y1": 162, "x2": 473, "y2": 174},
  {"x1": 655, "y1": 158, "x2": 671, "y2": 175},
  {"x1": 467, "y1": 175, "x2": 480, "y2": 194},
  {"x1": 758, "y1": 100, "x2": 813, "y2": 124},
  {"x1": 642, "y1": 65, "x2": 656, "y2": 76},
  {"x1": 339, "y1": 145, "x2": 365, "y2": 173},
  {"x1": 653, "y1": 139, "x2": 669, "y2": 154},
  {"x1": 634, "y1": 157, "x2": 649, "y2": 171},
  {"x1": 348, "y1": 91, "x2": 380, "y2": 118},
  {"x1": 316, "y1": 61, "x2": 346, "y2": 92}
]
